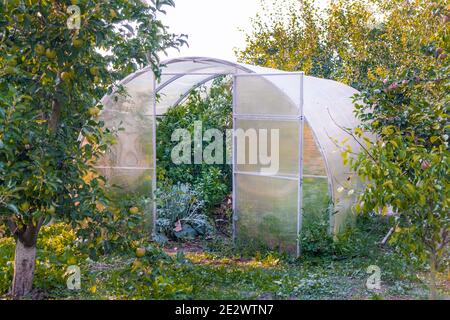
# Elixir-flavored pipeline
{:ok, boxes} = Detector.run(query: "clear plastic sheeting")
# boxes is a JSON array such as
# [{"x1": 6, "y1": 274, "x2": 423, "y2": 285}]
[
  {"x1": 96, "y1": 56, "x2": 367, "y2": 255},
  {"x1": 235, "y1": 119, "x2": 299, "y2": 177},
  {"x1": 234, "y1": 74, "x2": 301, "y2": 115},
  {"x1": 301, "y1": 76, "x2": 361, "y2": 231},
  {"x1": 235, "y1": 174, "x2": 298, "y2": 253},
  {"x1": 302, "y1": 123, "x2": 327, "y2": 177},
  {"x1": 157, "y1": 74, "x2": 218, "y2": 114},
  {"x1": 96, "y1": 71, "x2": 156, "y2": 228}
]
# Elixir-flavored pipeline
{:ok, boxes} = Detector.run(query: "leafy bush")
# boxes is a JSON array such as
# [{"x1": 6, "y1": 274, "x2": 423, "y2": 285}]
[
  {"x1": 156, "y1": 183, "x2": 212, "y2": 241},
  {"x1": 300, "y1": 206, "x2": 335, "y2": 257},
  {"x1": 301, "y1": 205, "x2": 398, "y2": 259},
  {"x1": 0, "y1": 237, "x2": 14, "y2": 294},
  {"x1": 347, "y1": 2, "x2": 449, "y2": 298},
  {"x1": 75, "y1": 192, "x2": 152, "y2": 259},
  {"x1": 193, "y1": 167, "x2": 230, "y2": 208}
]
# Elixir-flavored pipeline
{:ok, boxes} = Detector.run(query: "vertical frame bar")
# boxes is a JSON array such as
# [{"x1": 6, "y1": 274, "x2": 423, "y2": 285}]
[
  {"x1": 231, "y1": 75, "x2": 237, "y2": 245},
  {"x1": 297, "y1": 72, "x2": 305, "y2": 258},
  {"x1": 152, "y1": 74, "x2": 157, "y2": 238}
]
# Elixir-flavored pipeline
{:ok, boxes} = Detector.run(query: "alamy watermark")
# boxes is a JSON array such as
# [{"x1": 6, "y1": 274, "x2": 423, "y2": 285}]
[
  {"x1": 65, "y1": 265, "x2": 81, "y2": 291},
  {"x1": 67, "y1": 5, "x2": 81, "y2": 30},
  {"x1": 366, "y1": 265, "x2": 381, "y2": 290},
  {"x1": 171, "y1": 121, "x2": 280, "y2": 175}
]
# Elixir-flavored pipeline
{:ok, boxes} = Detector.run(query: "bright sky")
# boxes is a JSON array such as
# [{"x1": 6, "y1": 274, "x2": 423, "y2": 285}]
[
  {"x1": 160, "y1": 0, "x2": 330, "y2": 63},
  {"x1": 160, "y1": 0, "x2": 262, "y2": 62}
]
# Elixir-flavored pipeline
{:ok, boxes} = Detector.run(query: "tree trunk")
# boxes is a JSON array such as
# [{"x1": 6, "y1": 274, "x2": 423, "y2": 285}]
[
  {"x1": 429, "y1": 254, "x2": 438, "y2": 300},
  {"x1": 7, "y1": 217, "x2": 44, "y2": 298},
  {"x1": 11, "y1": 238, "x2": 37, "y2": 298}
]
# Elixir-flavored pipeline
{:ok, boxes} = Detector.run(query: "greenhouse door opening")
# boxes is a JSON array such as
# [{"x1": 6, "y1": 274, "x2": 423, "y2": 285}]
[{"x1": 232, "y1": 73, "x2": 304, "y2": 256}]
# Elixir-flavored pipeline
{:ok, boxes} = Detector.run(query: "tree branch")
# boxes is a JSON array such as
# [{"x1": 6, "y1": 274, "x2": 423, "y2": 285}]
[
  {"x1": 36, "y1": 216, "x2": 46, "y2": 232},
  {"x1": 48, "y1": 98, "x2": 61, "y2": 133},
  {"x1": 6, "y1": 218, "x2": 18, "y2": 235},
  {"x1": 327, "y1": 108, "x2": 378, "y2": 164}
]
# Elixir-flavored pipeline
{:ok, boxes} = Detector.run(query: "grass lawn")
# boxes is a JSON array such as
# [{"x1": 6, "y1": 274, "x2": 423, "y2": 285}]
[{"x1": 1, "y1": 223, "x2": 449, "y2": 300}]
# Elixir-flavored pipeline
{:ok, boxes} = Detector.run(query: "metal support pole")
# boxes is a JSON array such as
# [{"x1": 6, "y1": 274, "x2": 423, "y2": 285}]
[
  {"x1": 231, "y1": 75, "x2": 237, "y2": 245},
  {"x1": 151, "y1": 74, "x2": 157, "y2": 239},
  {"x1": 297, "y1": 72, "x2": 305, "y2": 258}
]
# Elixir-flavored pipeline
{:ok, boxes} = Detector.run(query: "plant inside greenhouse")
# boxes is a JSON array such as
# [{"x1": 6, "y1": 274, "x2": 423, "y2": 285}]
[{"x1": 0, "y1": 0, "x2": 448, "y2": 307}]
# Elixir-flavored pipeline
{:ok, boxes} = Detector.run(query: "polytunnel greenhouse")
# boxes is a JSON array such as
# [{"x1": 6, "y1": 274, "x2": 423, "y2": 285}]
[{"x1": 96, "y1": 57, "x2": 363, "y2": 257}]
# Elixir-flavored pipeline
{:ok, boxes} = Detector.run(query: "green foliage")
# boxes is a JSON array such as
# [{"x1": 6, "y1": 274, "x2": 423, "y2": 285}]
[
  {"x1": 300, "y1": 207, "x2": 334, "y2": 257},
  {"x1": 156, "y1": 78, "x2": 232, "y2": 209},
  {"x1": 2, "y1": 222, "x2": 446, "y2": 299},
  {"x1": 193, "y1": 167, "x2": 230, "y2": 208},
  {"x1": 77, "y1": 192, "x2": 152, "y2": 259},
  {"x1": 301, "y1": 207, "x2": 397, "y2": 260},
  {"x1": 0, "y1": 237, "x2": 14, "y2": 293},
  {"x1": 348, "y1": 2, "x2": 450, "y2": 274},
  {"x1": 237, "y1": 0, "x2": 335, "y2": 79},
  {"x1": 300, "y1": 178, "x2": 333, "y2": 256},
  {"x1": 156, "y1": 183, "x2": 212, "y2": 241},
  {"x1": 238, "y1": 0, "x2": 449, "y2": 90}
]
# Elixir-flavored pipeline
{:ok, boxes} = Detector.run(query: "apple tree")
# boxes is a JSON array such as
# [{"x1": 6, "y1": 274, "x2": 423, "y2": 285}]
[
  {"x1": 348, "y1": 2, "x2": 449, "y2": 298},
  {"x1": 0, "y1": 0, "x2": 185, "y2": 297}
]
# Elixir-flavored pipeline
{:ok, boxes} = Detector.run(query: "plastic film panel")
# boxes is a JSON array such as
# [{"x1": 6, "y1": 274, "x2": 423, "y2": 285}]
[
  {"x1": 302, "y1": 122, "x2": 327, "y2": 177},
  {"x1": 301, "y1": 177, "x2": 330, "y2": 236},
  {"x1": 97, "y1": 71, "x2": 155, "y2": 194},
  {"x1": 234, "y1": 73, "x2": 302, "y2": 255},
  {"x1": 235, "y1": 75, "x2": 300, "y2": 115},
  {"x1": 157, "y1": 74, "x2": 218, "y2": 113},
  {"x1": 160, "y1": 59, "x2": 238, "y2": 75},
  {"x1": 235, "y1": 174, "x2": 298, "y2": 253},
  {"x1": 302, "y1": 76, "x2": 361, "y2": 232},
  {"x1": 235, "y1": 119, "x2": 299, "y2": 177},
  {"x1": 96, "y1": 71, "x2": 156, "y2": 232}
]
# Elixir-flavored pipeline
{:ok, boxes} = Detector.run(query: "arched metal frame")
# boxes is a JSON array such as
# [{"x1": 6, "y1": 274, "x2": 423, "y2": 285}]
[{"x1": 99, "y1": 56, "x2": 362, "y2": 257}]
